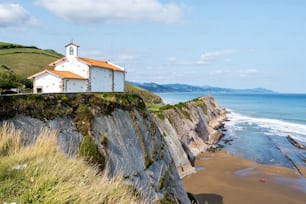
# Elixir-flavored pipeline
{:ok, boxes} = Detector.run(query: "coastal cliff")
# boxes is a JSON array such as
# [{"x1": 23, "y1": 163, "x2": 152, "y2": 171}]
[
  {"x1": 0, "y1": 93, "x2": 189, "y2": 203},
  {"x1": 0, "y1": 93, "x2": 226, "y2": 202},
  {"x1": 151, "y1": 96, "x2": 226, "y2": 177}
]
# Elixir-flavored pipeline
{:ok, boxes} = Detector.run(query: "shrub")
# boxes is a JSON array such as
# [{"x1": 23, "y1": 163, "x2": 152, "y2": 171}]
[
  {"x1": 78, "y1": 136, "x2": 105, "y2": 170},
  {"x1": 74, "y1": 104, "x2": 93, "y2": 137}
]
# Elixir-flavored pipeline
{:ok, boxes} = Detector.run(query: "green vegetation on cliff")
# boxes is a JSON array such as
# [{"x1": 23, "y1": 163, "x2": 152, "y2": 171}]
[
  {"x1": 78, "y1": 136, "x2": 105, "y2": 170},
  {"x1": 0, "y1": 93, "x2": 145, "y2": 120},
  {"x1": 0, "y1": 93, "x2": 146, "y2": 170},
  {"x1": 149, "y1": 96, "x2": 209, "y2": 121},
  {"x1": 125, "y1": 82, "x2": 163, "y2": 105},
  {"x1": 0, "y1": 65, "x2": 24, "y2": 90},
  {"x1": 130, "y1": 112, "x2": 152, "y2": 169},
  {"x1": 0, "y1": 123, "x2": 141, "y2": 203}
]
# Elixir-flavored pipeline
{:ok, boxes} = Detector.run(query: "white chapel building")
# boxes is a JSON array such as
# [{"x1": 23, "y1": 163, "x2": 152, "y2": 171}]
[{"x1": 28, "y1": 42, "x2": 125, "y2": 93}]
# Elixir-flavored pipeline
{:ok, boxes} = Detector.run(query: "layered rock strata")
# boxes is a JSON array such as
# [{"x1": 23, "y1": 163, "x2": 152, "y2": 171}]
[
  {"x1": 152, "y1": 96, "x2": 227, "y2": 178},
  {"x1": 0, "y1": 93, "x2": 190, "y2": 203},
  {"x1": 0, "y1": 93, "x2": 226, "y2": 201}
]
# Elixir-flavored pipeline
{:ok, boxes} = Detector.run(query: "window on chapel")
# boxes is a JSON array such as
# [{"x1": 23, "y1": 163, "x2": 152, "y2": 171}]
[{"x1": 69, "y1": 47, "x2": 74, "y2": 56}]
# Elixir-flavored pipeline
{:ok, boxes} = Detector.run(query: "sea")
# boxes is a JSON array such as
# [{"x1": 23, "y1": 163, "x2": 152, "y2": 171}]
[{"x1": 157, "y1": 92, "x2": 306, "y2": 169}]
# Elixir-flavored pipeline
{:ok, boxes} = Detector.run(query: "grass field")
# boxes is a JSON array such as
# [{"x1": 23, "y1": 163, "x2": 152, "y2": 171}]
[
  {"x1": 0, "y1": 42, "x2": 63, "y2": 77},
  {"x1": 0, "y1": 123, "x2": 142, "y2": 203}
]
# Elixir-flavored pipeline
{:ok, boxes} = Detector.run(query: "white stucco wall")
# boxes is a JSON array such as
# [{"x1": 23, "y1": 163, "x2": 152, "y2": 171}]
[
  {"x1": 114, "y1": 71, "x2": 125, "y2": 92},
  {"x1": 51, "y1": 57, "x2": 125, "y2": 92},
  {"x1": 90, "y1": 67, "x2": 113, "y2": 92},
  {"x1": 64, "y1": 79, "x2": 88, "y2": 93},
  {"x1": 54, "y1": 58, "x2": 89, "y2": 78},
  {"x1": 33, "y1": 73, "x2": 62, "y2": 93}
]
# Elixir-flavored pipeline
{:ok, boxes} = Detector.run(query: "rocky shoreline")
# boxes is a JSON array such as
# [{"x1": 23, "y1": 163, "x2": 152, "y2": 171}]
[
  {"x1": 286, "y1": 135, "x2": 306, "y2": 150},
  {"x1": 152, "y1": 96, "x2": 228, "y2": 178}
]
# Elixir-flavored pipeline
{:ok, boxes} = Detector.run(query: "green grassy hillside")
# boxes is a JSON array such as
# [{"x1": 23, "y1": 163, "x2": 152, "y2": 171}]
[{"x1": 0, "y1": 42, "x2": 63, "y2": 77}]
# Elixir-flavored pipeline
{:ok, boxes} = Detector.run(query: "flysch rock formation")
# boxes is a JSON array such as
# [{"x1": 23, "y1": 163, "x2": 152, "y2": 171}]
[
  {"x1": 0, "y1": 93, "x2": 190, "y2": 203},
  {"x1": 152, "y1": 96, "x2": 227, "y2": 178},
  {"x1": 0, "y1": 93, "x2": 226, "y2": 202}
]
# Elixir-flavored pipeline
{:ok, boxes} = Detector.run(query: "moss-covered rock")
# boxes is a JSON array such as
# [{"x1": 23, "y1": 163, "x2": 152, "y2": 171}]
[
  {"x1": 73, "y1": 104, "x2": 93, "y2": 137},
  {"x1": 130, "y1": 112, "x2": 152, "y2": 169},
  {"x1": 0, "y1": 93, "x2": 146, "y2": 121},
  {"x1": 100, "y1": 135, "x2": 108, "y2": 146},
  {"x1": 78, "y1": 136, "x2": 105, "y2": 170}
]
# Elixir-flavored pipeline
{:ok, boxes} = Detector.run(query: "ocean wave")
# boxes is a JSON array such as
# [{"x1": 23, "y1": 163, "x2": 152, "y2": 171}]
[{"x1": 226, "y1": 111, "x2": 306, "y2": 143}]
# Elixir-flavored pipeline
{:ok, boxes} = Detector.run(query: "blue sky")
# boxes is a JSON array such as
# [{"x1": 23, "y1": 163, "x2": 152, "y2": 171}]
[{"x1": 1, "y1": 0, "x2": 306, "y2": 93}]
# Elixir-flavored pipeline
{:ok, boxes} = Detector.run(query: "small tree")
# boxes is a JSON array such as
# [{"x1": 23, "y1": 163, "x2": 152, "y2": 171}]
[{"x1": 0, "y1": 65, "x2": 22, "y2": 90}]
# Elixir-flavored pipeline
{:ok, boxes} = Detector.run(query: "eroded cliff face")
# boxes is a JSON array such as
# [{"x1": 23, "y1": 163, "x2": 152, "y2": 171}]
[
  {"x1": 0, "y1": 94, "x2": 190, "y2": 203},
  {"x1": 0, "y1": 93, "x2": 226, "y2": 201},
  {"x1": 152, "y1": 96, "x2": 226, "y2": 177}
]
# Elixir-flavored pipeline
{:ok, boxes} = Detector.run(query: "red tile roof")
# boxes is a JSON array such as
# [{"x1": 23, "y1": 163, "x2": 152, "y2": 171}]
[
  {"x1": 27, "y1": 69, "x2": 86, "y2": 80},
  {"x1": 78, "y1": 57, "x2": 125, "y2": 72},
  {"x1": 49, "y1": 57, "x2": 66, "y2": 66},
  {"x1": 48, "y1": 57, "x2": 125, "y2": 72}
]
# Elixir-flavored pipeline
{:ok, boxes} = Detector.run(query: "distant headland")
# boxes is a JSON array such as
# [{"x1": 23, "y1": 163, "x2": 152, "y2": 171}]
[{"x1": 129, "y1": 81, "x2": 275, "y2": 94}]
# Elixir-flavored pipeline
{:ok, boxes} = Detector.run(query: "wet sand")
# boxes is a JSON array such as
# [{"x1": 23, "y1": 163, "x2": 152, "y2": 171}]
[{"x1": 182, "y1": 151, "x2": 306, "y2": 204}]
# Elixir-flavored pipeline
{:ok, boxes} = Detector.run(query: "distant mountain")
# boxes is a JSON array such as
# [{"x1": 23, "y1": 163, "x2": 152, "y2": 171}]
[{"x1": 129, "y1": 82, "x2": 275, "y2": 94}]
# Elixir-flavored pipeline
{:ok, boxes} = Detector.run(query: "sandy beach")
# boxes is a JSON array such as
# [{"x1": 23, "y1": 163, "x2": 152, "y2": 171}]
[{"x1": 182, "y1": 151, "x2": 306, "y2": 204}]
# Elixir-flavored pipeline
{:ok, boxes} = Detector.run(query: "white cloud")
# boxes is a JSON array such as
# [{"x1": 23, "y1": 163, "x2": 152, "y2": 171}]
[
  {"x1": 80, "y1": 50, "x2": 104, "y2": 59},
  {"x1": 166, "y1": 49, "x2": 240, "y2": 66},
  {"x1": 80, "y1": 50, "x2": 139, "y2": 64},
  {"x1": 244, "y1": 69, "x2": 259, "y2": 74},
  {"x1": 107, "y1": 54, "x2": 140, "y2": 67},
  {"x1": 114, "y1": 54, "x2": 138, "y2": 62},
  {"x1": 36, "y1": 0, "x2": 183, "y2": 24},
  {"x1": 197, "y1": 49, "x2": 239, "y2": 65},
  {"x1": 209, "y1": 68, "x2": 260, "y2": 78},
  {"x1": 0, "y1": 3, "x2": 38, "y2": 28},
  {"x1": 210, "y1": 69, "x2": 230, "y2": 75},
  {"x1": 167, "y1": 57, "x2": 177, "y2": 62},
  {"x1": 238, "y1": 69, "x2": 259, "y2": 77}
]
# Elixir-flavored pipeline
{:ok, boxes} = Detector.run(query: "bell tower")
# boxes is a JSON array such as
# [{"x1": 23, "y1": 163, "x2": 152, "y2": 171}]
[{"x1": 65, "y1": 42, "x2": 79, "y2": 58}]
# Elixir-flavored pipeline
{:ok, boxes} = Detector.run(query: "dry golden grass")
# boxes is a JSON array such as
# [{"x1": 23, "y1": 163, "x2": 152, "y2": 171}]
[
  {"x1": 0, "y1": 122, "x2": 21, "y2": 156},
  {"x1": 0, "y1": 123, "x2": 142, "y2": 204}
]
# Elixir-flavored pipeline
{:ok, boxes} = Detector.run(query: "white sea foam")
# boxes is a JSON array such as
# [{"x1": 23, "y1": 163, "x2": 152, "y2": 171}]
[
  {"x1": 263, "y1": 132, "x2": 275, "y2": 136},
  {"x1": 226, "y1": 111, "x2": 306, "y2": 143}
]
